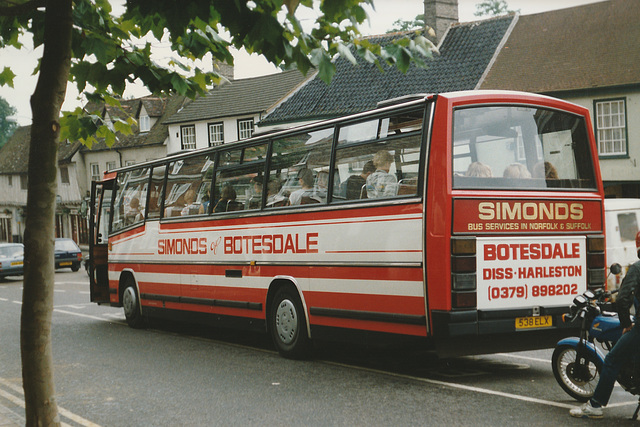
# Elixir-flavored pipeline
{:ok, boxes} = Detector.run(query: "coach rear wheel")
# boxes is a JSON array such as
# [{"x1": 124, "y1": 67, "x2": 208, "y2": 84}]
[
  {"x1": 122, "y1": 278, "x2": 144, "y2": 328},
  {"x1": 269, "y1": 286, "x2": 311, "y2": 359}
]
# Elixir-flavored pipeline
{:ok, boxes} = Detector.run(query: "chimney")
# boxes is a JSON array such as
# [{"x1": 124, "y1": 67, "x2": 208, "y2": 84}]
[
  {"x1": 213, "y1": 59, "x2": 234, "y2": 82},
  {"x1": 424, "y1": 0, "x2": 459, "y2": 44}
]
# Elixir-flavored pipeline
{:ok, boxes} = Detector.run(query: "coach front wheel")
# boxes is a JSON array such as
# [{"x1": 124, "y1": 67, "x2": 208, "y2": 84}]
[
  {"x1": 122, "y1": 278, "x2": 144, "y2": 328},
  {"x1": 269, "y1": 287, "x2": 311, "y2": 359},
  {"x1": 552, "y1": 344, "x2": 601, "y2": 402}
]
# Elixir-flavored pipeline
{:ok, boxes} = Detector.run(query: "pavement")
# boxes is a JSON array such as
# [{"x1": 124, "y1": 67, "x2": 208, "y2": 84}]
[{"x1": 0, "y1": 401, "x2": 22, "y2": 427}]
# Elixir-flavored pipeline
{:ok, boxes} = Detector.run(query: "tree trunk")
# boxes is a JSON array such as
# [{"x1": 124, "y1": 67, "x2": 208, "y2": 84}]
[{"x1": 20, "y1": 1, "x2": 72, "y2": 425}]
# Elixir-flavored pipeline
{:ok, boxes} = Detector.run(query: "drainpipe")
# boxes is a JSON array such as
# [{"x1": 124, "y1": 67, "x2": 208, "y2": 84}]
[{"x1": 115, "y1": 148, "x2": 123, "y2": 168}]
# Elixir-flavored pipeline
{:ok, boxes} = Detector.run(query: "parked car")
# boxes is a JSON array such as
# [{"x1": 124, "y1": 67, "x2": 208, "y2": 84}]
[
  {"x1": 0, "y1": 243, "x2": 25, "y2": 278},
  {"x1": 54, "y1": 238, "x2": 83, "y2": 272}
]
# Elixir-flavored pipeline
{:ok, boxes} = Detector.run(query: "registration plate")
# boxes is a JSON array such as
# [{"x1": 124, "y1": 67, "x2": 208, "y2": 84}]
[
  {"x1": 11, "y1": 261, "x2": 23, "y2": 266},
  {"x1": 60, "y1": 261, "x2": 72, "y2": 266},
  {"x1": 515, "y1": 315, "x2": 552, "y2": 330}
]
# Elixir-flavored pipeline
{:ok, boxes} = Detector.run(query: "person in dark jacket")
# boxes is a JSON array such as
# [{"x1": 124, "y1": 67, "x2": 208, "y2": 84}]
[
  {"x1": 342, "y1": 160, "x2": 375, "y2": 199},
  {"x1": 570, "y1": 231, "x2": 640, "y2": 419}
]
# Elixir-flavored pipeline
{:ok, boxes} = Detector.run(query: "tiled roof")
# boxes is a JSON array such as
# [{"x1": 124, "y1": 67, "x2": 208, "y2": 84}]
[
  {"x1": 0, "y1": 95, "x2": 185, "y2": 173},
  {"x1": 480, "y1": 0, "x2": 640, "y2": 92},
  {"x1": 84, "y1": 95, "x2": 170, "y2": 126},
  {"x1": 140, "y1": 97, "x2": 165, "y2": 117},
  {"x1": 81, "y1": 94, "x2": 186, "y2": 152},
  {"x1": 0, "y1": 126, "x2": 82, "y2": 174},
  {"x1": 163, "y1": 69, "x2": 311, "y2": 125},
  {"x1": 260, "y1": 15, "x2": 515, "y2": 125},
  {"x1": 0, "y1": 126, "x2": 30, "y2": 174}
]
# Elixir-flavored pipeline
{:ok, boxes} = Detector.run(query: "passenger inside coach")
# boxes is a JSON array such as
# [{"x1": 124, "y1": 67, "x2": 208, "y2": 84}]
[
  {"x1": 315, "y1": 170, "x2": 329, "y2": 202},
  {"x1": 465, "y1": 161, "x2": 493, "y2": 178},
  {"x1": 533, "y1": 161, "x2": 558, "y2": 180},
  {"x1": 198, "y1": 189, "x2": 211, "y2": 214},
  {"x1": 248, "y1": 176, "x2": 263, "y2": 209},
  {"x1": 366, "y1": 150, "x2": 398, "y2": 198},
  {"x1": 214, "y1": 184, "x2": 238, "y2": 213},
  {"x1": 266, "y1": 177, "x2": 287, "y2": 207},
  {"x1": 164, "y1": 192, "x2": 185, "y2": 217},
  {"x1": 180, "y1": 189, "x2": 199, "y2": 216},
  {"x1": 126, "y1": 197, "x2": 143, "y2": 224},
  {"x1": 503, "y1": 163, "x2": 531, "y2": 179},
  {"x1": 342, "y1": 160, "x2": 375, "y2": 199},
  {"x1": 289, "y1": 168, "x2": 321, "y2": 205}
]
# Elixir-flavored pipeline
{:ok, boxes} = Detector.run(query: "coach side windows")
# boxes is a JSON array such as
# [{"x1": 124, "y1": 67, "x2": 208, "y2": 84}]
[
  {"x1": 112, "y1": 168, "x2": 150, "y2": 232},
  {"x1": 212, "y1": 144, "x2": 268, "y2": 213},
  {"x1": 333, "y1": 109, "x2": 423, "y2": 202},
  {"x1": 267, "y1": 128, "x2": 333, "y2": 209},
  {"x1": 163, "y1": 155, "x2": 214, "y2": 218},
  {"x1": 147, "y1": 165, "x2": 166, "y2": 220}
]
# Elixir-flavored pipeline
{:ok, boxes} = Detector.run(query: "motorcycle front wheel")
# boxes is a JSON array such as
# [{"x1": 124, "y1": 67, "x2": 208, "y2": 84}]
[{"x1": 552, "y1": 344, "x2": 602, "y2": 402}]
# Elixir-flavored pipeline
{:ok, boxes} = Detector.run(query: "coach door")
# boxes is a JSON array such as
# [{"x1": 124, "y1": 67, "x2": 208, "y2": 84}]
[{"x1": 88, "y1": 179, "x2": 113, "y2": 303}]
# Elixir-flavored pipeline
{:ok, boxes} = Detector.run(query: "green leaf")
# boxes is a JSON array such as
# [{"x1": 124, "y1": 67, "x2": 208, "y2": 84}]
[
  {"x1": 393, "y1": 46, "x2": 412, "y2": 73},
  {"x1": 317, "y1": 55, "x2": 335, "y2": 85},
  {"x1": 103, "y1": 128, "x2": 116, "y2": 147},
  {"x1": 0, "y1": 67, "x2": 16, "y2": 88},
  {"x1": 356, "y1": 46, "x2": 379, "y2": 67},
  {"x1": 170, "y1": 74, "x2": 190, "y2": 95},
  {"x1": 192, "y1": 70, "x2": 212, "y2": 89},
  {"x1": 336, "y1": 43, "x2": 357, "y2": 66},
  {"x1": 114, "y1": 119, "x2": 133, "y2": 135},
  {"x1": 103, "y1": 95, "x2": 121, "y2": 108}
]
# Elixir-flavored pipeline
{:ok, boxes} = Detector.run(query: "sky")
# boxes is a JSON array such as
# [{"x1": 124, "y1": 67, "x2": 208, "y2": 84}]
[{"x1": 0, "y1": 0, "x2": 604, "y2": 126}]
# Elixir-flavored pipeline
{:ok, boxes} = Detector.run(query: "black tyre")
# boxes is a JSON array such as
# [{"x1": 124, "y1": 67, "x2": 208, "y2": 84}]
[
  {"x1": 71, "y1": 263, "x2": 80, "y2": 272},
  {"x1": 269, "y1": 286, "x2": 311, "y2": 359},
  {"x1": 122, "y1": 278, "x2": 144, "y2": 328},
  {"x1": 552, "y1": 344, "x2": 601, "y2": 402}
]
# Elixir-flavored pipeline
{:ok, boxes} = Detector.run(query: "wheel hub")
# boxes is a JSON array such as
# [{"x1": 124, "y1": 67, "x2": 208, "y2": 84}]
[
  {"x1": 123, "y1": 287, "x2": 137, "y2": 318},
  {"x1": 567, "y1": 362, "x2": 595, "y2": 383},
  {"x1": 275, "y1": 299, "x2": 297, "y2": 344}
]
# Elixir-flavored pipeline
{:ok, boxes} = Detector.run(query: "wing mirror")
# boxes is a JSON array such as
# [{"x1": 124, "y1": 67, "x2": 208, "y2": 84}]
[{"x1": 609, "y1": 263, "x2": 622, "y2": 275}]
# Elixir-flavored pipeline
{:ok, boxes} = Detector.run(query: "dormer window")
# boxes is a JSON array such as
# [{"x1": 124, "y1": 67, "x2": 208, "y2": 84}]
[{"x1": 139, "y1": 114, "x2": 150, "y2": 133}]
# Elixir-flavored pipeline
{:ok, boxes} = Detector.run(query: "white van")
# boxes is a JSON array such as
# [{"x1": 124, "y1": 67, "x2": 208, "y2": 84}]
[{"x1": 604, "y1": 198, "x2": 640, "y2": 289}]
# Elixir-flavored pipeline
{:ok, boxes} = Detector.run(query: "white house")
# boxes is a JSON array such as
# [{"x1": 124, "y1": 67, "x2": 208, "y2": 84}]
[
  {"x1": 163, "y1": 69, "x2": 310, "y2": 153},
  {"x1": 0, "y1": 95, "x2": 185, "y2": 244},
  {"x1": 0, "y1": 126, "x2": 86, "y2": 243},
  {"x1": 480, "y1": 0, "x2": 640, "y2": 198},
  {"x1": 81, "y1": 95, "x2": 185, "y2": 184}
]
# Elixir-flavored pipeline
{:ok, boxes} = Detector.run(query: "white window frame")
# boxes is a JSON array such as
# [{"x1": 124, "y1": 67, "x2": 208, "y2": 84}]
[
  {"x1": 139, "y1": 114, "x2": 150, "y2": 133},
  {"x1": 181, "y1": 125, "x2": 196, "y2": 150},
  {"x1": 90, "y1": 163, "x2": 101, "y2": 181},
  {"x1": 60, "y1": 166, "x2": 70, "y2": 185},
  {"x1": 237, "y1": 118, "x2": 254, "y2": 140},
  {"x1": 208, "y1": 122, "x2": 224, "y2": 146},
  {"x1": 595, "y1": 98, "x2": 627, "y2": 157},
  {"x1": 106, "y1": 161, "x2": 117, "y2": 171}
]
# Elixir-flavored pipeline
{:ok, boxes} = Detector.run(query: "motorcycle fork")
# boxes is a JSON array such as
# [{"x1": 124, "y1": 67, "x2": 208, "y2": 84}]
[{"x1": 575, "y1": 317, "x2": 592, "y2": 367}]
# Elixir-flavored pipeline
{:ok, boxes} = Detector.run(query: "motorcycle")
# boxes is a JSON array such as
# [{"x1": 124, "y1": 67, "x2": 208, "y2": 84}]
[{"x1": 552, "y1": 263, "x2": 640, "y2": 419}]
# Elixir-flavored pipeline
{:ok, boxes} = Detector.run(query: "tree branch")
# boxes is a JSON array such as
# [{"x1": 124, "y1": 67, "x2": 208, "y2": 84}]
[{"x1": 0, "y1": 0, "x2": 46, "y2": 17}]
